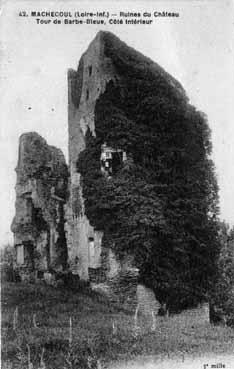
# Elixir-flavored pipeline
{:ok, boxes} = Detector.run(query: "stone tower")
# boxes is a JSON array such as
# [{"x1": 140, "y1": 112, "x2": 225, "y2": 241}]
[
  {"x1": 66, "y1": 31, "x2": 185, "y2": 283},
  {"x1": 66, "y1": 32, "x2": 123, "y2": 281}
]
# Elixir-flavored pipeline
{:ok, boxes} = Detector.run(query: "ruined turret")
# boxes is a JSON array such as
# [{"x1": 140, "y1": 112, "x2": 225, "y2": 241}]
[
  {"x1": 11, "y1": 132, "x2": 68, "y2": 281},
  {"x1": 66, "y1": 31, "x2": 186, "y2": 291},
  {"x1": 67, "y1": 32, "x2": 131, "y2": 281}
]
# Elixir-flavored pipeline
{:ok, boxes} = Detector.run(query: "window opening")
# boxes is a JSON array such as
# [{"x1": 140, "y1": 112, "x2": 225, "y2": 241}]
[
  {"x1": 16, "y1": 244, "x2": 24, "y2": 265},
  {"x1": 88, "y1": 237, "x2": 95, "y2": 264},
  {"x1": 100, "y1": 143, "x2": 126, "y2": 177},
  {"x1": 36, "y1": 270, "x2": 44, "y2": 279}
]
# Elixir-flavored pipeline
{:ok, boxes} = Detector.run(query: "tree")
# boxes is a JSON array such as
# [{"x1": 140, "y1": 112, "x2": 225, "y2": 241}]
[{"x1": 211, "y1": 222, "x2": 234, "y2": 325}]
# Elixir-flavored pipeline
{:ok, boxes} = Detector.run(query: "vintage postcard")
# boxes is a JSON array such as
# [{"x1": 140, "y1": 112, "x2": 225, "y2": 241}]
[{"x1": 1, "y1": 1, "x2": 234, "y2": 368}]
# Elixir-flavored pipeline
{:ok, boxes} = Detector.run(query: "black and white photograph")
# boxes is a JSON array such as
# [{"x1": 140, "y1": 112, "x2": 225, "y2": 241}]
[{"x1": 1, "y1": 1, "x2": 234, "y2": 368}]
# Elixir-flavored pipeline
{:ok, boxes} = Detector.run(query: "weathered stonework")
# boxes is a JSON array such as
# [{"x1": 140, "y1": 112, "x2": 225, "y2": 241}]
[
  {"x1": 11, "y1": 132, "x2": 68, "y2": 280},
  {"x1": 66, "y1": 32, "x2": 122, "y2": 281}
]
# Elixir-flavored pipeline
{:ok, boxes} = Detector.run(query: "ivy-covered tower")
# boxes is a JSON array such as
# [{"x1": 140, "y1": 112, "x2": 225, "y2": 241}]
[
  {"x1": 67, "y1": 30, "x2": 219, "y2": 310},
  {"x1": 66, "y1": 31, "x2": 185, "y2": 282}
]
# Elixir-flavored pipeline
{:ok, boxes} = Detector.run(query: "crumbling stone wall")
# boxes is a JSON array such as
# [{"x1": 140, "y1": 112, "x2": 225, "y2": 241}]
[
  {"x1": 136, "y1": 284, "x2": 161, "y2": 317},
  {"x1": 67, "y1": 32, "x2": 120, "y2": 280},
  {"x1": 170, "y1": 303, "x2": 210, "y2": 326},
  {"x1": 11, "y1": 132, "x2": 68, "y2": 280}
]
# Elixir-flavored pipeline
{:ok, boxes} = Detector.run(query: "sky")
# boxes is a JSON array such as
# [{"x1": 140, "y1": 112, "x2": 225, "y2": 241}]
[{"x1": 0, "y1": 0, "x2": 234, "y2": 245}]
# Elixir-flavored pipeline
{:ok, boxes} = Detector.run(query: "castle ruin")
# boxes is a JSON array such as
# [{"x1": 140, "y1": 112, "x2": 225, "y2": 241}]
[{"x1": 11, "y1": 31, "x2": 211, "y2": 321}]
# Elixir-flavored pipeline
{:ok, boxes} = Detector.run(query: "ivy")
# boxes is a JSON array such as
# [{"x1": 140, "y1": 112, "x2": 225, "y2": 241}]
[{"x1": 77, "y1": 35, "x2": 220, "y2": 310}]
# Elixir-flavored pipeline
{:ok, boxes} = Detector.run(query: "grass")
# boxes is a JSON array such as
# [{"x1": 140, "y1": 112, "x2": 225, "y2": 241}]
[{"x1": 1, "y1": 282, "x2": 234, "y2": 368}]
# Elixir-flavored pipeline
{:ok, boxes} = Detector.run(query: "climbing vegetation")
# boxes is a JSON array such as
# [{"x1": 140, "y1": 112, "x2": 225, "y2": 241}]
[{"x1": 77, "y1": 34, "x2": 220, "y2": 311}]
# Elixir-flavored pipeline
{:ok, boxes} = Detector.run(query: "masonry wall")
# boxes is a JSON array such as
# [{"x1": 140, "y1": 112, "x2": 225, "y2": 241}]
[
  {"x1": 11, "y1": 132, "x2": 68, "y2": 280},
  {"x1": 67, "y1": 32, "x2": 119, "y2": 280},
  {"x1": 171, "y1": 303, "x2": 210, "y2": 326}
]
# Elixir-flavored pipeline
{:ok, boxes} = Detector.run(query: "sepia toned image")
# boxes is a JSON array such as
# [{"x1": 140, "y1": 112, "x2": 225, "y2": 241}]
[{"x1": 1, "y1": 1, "x2": 234, "y2": 368}]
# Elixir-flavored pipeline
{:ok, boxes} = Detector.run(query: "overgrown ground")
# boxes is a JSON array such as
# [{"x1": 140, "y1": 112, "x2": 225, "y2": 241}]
[{"x1": 1, "y1": 282, "x2": 234, "y2": 369}]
